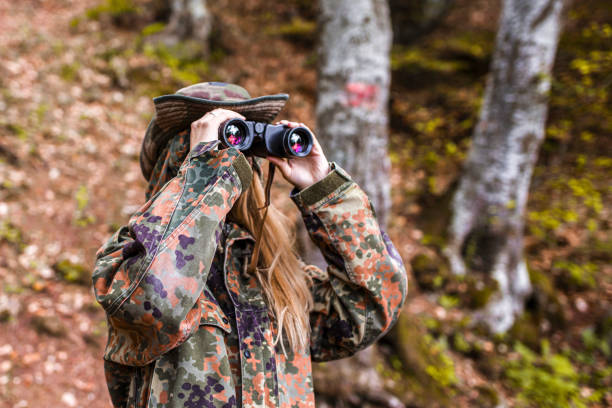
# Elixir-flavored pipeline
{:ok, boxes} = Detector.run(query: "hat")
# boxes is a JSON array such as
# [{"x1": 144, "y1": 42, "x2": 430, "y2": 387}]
[{"x1": 140, "y1": 82, "x2": 289, "y2": 180}]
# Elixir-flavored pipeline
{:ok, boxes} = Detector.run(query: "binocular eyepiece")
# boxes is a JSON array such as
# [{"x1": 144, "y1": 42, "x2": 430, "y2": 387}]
[{"x1": 218, "y1": 119, "x2": 313, "y2": 159}]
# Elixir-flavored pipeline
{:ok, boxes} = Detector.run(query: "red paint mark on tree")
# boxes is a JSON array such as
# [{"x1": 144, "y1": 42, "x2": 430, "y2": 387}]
[{"x1": 344, "y1": 82, "x2": 379, "y2": 110}]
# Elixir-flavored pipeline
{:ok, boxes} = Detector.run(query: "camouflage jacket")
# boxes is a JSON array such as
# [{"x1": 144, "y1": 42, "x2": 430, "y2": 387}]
[{"x1": 92, "y1": 141, "x2": 408, "y2": 407}]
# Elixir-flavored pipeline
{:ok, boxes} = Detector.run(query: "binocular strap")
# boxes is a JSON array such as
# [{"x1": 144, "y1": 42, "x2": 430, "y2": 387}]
[{"x1": 248, "y1": 161, "x2": 276, "y2": 273}]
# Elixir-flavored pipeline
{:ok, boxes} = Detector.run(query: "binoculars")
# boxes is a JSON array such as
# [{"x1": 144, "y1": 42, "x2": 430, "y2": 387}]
[{"x1": 218, "y1": 119, "x2": 313, "y2": 158}]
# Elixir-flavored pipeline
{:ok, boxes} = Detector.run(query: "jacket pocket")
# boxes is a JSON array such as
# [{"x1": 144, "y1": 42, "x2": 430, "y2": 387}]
[{"x1": 199, "y1": 287, "x2": 232, "y2": 334}]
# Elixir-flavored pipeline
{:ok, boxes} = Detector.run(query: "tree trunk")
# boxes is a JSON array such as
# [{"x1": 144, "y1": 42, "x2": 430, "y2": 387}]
[
  {"x1": 316, "y1": 0, "x2": 392, "y2": 227},
  {"x1": 165, "y1": 0, "x2": 212, "y2": 45},
  {"x1": 307, "y1": 1, "x2": 398, "y2": 407},
  {"x1": 444, "y1": 0, "x2": 565, "y2": 333},
  {"x1": 299, "y1": 0, "x2": 392, "y2": 269}
]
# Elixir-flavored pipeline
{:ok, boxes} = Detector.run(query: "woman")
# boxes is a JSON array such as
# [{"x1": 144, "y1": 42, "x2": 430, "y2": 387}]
[{"x1": 93, "y1": 82, "x2": 407, "y2": 408}]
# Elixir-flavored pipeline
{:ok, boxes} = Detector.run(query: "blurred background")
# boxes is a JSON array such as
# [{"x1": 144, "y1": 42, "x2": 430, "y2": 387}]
[{"x1": 0, "y1": 0, "x2": 610, "y2": 407}]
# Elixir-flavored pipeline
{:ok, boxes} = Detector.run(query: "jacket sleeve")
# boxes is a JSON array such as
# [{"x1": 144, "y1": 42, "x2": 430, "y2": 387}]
[
  {"x1": 92, "y1": 141, "x2": 252, "y2": 366},
  {"x1": 290, "y1": 162, "x2": 408, "y2": 362}
]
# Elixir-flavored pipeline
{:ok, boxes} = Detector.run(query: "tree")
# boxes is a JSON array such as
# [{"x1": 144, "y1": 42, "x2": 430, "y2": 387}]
[
  {"x1": 308, "y1": 1, "x2": 403, "y2": 407},
  {"x1": 316, "y1": 0, "x2": 393, "y2": 227},
  {"x1": 444, "y1": 0, "x2": 566, "y2": 333},
  {"x1": 164, "y1": 0, "x2": 212, "y2": 46}
]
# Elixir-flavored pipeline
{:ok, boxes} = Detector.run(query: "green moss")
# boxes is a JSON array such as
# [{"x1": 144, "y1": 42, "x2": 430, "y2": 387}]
[
  {"x1": 85, "y1": 0, "x2": 139, "y2": 21},
  {"x1": 391, "y1": 46, "x2": 467, "y2": 74},
  {"x1": 451, "y1": 332, "x2": 472, "y2": 354},
  {"x1": 438, "y1": 294, "x2": 459, "y2": 309},
  {"x1": 528, "y1": 266, "x2": 556, "y2": 297},
  {"x1": 5, "y1": 123, "x2": 28, "y2": 141},
  {"x1": 474, "y1": 385, "x2": 500, "y2": 407},
  {"x1": 508, "y1": 313, "x2": 541, "y2": 351},
  {"x1": 59, "y1": 61, "x2": 81, "y2": 81},
  {"x1": 410, "y1": 253, "x2": 450, "y2": 291},
  {"x1": 266, "y1": 17, "x2": 316, "y2": 42},
  {"x1": 75, "y1": 185, "x2": 89, "y2": 212},
  {"x1": 425, "y1": 345, "x2": 456, "y2": 388},
  {"x1": 69, "y1": 16, "x2": 81, "y2": 30},
  {"x1": 53, "y1": 260, "x2": 91, "y2": 286},
  {"x1": 552, "y1": 260, "x2": 597, "y2": 290},
  {"x1": 0, "y1": 221, "x2": 23, "y2": 246},
  {"x1": 505, "y1": 341, "x2": 592, "y2": 408},
  {"x1": 567, "y1": 178, "x2": 603, "y2": 214},
  {"x1": 388, "y1": 314, "x2": 458, "y2": 404},
  {"x1": 580, "y1": 327, "x2": 610, "y2": 359},
  {"x1": 420, "y1": 233, "x2": 446, "y2": 250},
  {"x1": 141, "y1": 22, "x2": 166, "y2": 37},
  {"x1": 142, "y1": 41, "x2": 209, "y2": 85},
  {"x1": 73, "y1": 185, "x2": 96, "y2": 227},
  {"x1": 33, "y1": 103, "x2": 49, "y2": 125}
]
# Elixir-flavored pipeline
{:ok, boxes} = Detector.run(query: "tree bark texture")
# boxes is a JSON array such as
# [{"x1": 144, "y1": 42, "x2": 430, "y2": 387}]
[
  {"x1": 444, "y1": 0, "x2": 565, "y2": 333},
  {"x1": 165, "y1": 0, "x2": 212, "y2": 44},
  {"x1": 316, "y1": 0, "x2": 392, "y2": 228},
  {"x1": 306, "y1": 2, "x2": 398, "y2": 407}
]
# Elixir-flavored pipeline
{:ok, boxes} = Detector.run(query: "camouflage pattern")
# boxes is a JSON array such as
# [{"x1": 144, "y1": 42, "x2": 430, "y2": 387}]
[
  {"x1": 175, "y1": 82, "x2": 254, "y2": 102},
  {"x1": 93, "y1": 137, "x2": 408, "y2": 407}
]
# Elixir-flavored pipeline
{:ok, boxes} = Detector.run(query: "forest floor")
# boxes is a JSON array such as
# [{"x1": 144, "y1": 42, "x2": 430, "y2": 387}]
[{"x1": 0, "y1": 0, "x2": 610, "y2": 407}]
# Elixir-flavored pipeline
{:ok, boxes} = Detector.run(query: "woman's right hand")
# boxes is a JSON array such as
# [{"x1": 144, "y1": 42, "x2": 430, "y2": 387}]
[{"x1": 190, "y1": 108, "x2": 245, "y2": 151}]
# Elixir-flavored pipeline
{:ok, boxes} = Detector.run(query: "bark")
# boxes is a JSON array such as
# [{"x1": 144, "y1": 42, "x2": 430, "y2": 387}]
[
  {"x1": 307, "y1": 2, "x2": 398, "y2": 407},
  {"x1": 316, "y1": 0, "x2": 392, "y2": 224},
  {"x1": 444, "y1": 0, "x2": 566, "y2": 333},
  {"x1": 164, "y1": 0, "x2": 212, "y2": 46}
]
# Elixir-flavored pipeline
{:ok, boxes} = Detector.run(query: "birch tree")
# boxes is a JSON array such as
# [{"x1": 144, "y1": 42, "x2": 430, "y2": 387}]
[
  {"x1": 164, "y1": 0, "x2": 212, "y2": 46},
  {"x1": 316, "y1": 0, "x2": 393, "y2": 227},
  {"x1": 444, "y1": 0, "x2": 566, "y2": 333},
  {"x1": 309, "y1": 2, "x2": 403, "y2": 407}
]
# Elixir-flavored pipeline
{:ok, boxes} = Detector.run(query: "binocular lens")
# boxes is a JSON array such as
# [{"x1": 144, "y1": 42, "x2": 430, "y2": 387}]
[
  {"x1": 224, "y1": 124, "x2": 244, "y2": 146},
  {"x1": 219, "y1": 118, "x2": 313, "y2": 158},
  {"x1": 289, "y1": 132, "x2": 306, "y2": 154}
]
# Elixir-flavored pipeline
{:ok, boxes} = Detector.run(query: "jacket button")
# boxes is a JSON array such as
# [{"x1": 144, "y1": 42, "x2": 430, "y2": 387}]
[{"x1": 244, "y1": 350, "x2": 251, "y2": 358}]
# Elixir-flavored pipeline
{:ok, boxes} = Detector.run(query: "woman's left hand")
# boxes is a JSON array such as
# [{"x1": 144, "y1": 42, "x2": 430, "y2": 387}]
[{"x1": 266, "y1": 120, "x2": 330, "y2": 191}]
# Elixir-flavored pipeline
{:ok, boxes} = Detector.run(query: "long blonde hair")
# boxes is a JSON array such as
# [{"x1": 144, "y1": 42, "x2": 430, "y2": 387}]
[{"x1": 229, "y1": 166, "x2": 313, "y2": 352}]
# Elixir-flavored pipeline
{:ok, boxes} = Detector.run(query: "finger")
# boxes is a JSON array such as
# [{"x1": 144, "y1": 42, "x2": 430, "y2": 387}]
[
  {"x1": 214, "y1": 108, "x2": 244, "y2": 118},
  {"x1": 206, "y1": 109, "x2": 244, "y2": 125},
  {"x1": 267, "y1": 156, "x2": 291, "y2": 176},
  {"x1": 228, "y1": 110, "x2": 246, "y2": 120},
  {"x1": 312, "y1": 133, "x2": 322, "y2": 149},
  {"x1": 210, "y1": 111, "x2": 245, "y2": 131},
  {"x1": 218, "y1": 109, "x2": 245, "y2": 121},
  {"x1": 278, "y1": 120, "x2": 299, "y2": 128}
]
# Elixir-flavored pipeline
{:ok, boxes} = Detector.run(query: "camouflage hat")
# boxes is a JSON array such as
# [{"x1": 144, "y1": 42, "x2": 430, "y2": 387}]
[{"x1": 140, "y1": 82, "x2": 289, "y2": 181}]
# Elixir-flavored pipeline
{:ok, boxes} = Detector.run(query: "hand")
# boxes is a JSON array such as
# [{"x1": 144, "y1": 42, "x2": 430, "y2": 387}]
[
  {"x1": 267, "y1": 120, "x2": 330, "y2": 191},
  {"x1": 190, "y1": 108, "x2": 245, "y2": 152}
]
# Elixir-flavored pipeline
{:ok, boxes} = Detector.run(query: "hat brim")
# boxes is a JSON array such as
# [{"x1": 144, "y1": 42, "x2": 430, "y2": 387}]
[{"x1": 140, "y1": 93, "x2": 289, "y2": 181}]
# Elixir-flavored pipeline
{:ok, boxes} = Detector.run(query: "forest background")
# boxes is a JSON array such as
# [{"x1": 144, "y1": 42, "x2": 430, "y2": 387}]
[{"x1": 0, "y1": 0, "x2": 610, "y2": 407}]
